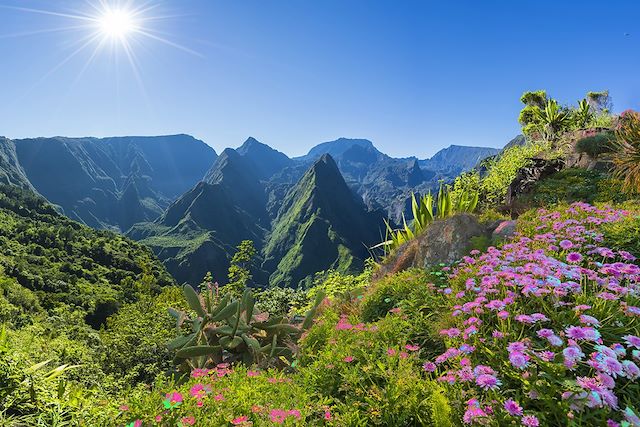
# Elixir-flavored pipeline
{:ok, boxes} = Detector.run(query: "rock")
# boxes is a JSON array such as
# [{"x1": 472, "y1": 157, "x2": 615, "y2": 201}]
[
  {"x1": 505, "y1": 158, "x2": 565, "y2": 206},
  {"x1": 492, "y1": 220, "x2": 517, "y2": 241},
  {"x1": 374, "y1": 213, "x2": 490, "y2": 279}
]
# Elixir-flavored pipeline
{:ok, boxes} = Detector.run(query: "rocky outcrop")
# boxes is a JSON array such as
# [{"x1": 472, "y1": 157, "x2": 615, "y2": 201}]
[
  {"x1": 505, "y1": 158, "x2": 565, "y2": 206},
  {"x1": 374, "y1": 214, "x2": 490, "y2": 279}
]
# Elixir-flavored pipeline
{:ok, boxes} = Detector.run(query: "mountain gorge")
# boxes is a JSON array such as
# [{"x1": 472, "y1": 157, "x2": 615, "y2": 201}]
[
  {"x1": 3, "y1": 134, "x2": 217, "y2": 231},
  {"x1": 0, "y1": 133, "x2": 499, "y2": 287}
]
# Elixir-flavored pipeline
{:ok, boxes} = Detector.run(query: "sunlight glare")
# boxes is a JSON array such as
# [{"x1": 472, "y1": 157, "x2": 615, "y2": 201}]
[{"x1": 98, "y1": 9, "x2": 137, "y2": 39}]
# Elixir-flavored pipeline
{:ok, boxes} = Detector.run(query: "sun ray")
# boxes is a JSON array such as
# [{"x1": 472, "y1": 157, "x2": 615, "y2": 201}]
[
  {"x1": 0, "y1": 5, "x2": 95, "y2": 22},
  {"x1": 0, "y1": 24, "x2": 91, "y2": 39},
  {"x1": 133, "y1": 28, "x2": 203, "y2": 57}
]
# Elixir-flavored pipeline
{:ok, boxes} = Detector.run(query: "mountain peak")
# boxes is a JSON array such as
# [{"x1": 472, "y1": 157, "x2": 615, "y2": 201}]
[
  {"x1": 298, "y1": 138, "x2": 380, "y2": 162},
  {"x1": 235, "y1": 138, "x2": 292, "y2": 180}
]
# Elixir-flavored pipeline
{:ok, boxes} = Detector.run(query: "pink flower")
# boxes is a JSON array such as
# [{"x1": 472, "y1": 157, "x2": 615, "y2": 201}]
[
  {"x1": 405, "y1": 344, "x2": 420, "y2": 351},
  {"x1": 567, "y1": 252, "x2": 583, "y2": 263},
  {"x1": 343, "y1": 356, "x2": 354, "y2": 362},
  {"x1": 387, "y1": 348, "x2": 396, "y2": 356},
  {"x1": 324, "y1": 410, "x2": 332, "y2": 420},
  {"x1": 247, "y1": 370, "x2": 260, "y2": 377},
  {"x1": 119, "y1": 405, "x2": 129, "y2": 411},
  {"x1": 181, "y1": 416, "x2": 196, "y2": 426},
  {"x1": 503, "y1": 398, "x2": 523, "y2": 416},
  {"x1": 231, "y1": 415, "x2": 249, "y2": 425},
  {"x1": 476, "y1": 374, "x2": 501, "y2": 390},
  {"x1": 522, "y1": 415, "x2": 540, "y2": 426}
]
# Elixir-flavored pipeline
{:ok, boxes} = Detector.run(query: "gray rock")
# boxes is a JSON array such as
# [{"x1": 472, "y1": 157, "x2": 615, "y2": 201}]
[
  {"x1": 374, "y1": 213, "x2": 490, "y2": 279},
  {"x1": 492, "y1": 220, "x2": 517, "y2": 241}
]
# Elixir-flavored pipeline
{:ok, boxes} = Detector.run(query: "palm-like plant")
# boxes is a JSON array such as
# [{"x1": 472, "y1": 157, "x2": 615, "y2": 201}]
[
  {"x1": 573, "y1": 99, "x2": 593, "y2": 129},
  {"x1": 610, "y1": 110, "x2": 640, "y2": 193},
  {"x1": 534, "y1": 99, "x2": 571, "y2": 140}
]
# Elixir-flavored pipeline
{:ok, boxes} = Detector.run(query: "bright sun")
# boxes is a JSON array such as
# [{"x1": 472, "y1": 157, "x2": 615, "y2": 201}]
[{"x1": 98, "y1": 9, "x2": 137, "y2": 39}]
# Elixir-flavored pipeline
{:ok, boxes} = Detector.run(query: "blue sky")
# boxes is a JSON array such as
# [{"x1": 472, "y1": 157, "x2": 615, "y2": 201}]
[{"x1": 0, "y1": 0, "x2": 638, "y2": 158}]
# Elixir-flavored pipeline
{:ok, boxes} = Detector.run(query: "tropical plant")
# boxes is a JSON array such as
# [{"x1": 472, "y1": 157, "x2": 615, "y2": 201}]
[
  {"x1": 167, "y1": 285, "x2": 325, "y2": 369},
  {"x1": 375, "y1": 184, "x2": 478, "y2": 253},
  {"x1": 573, "y1": 98, "x2": 594, "y2": 129},
  {"x1": 610, "y1": 110, "x2": 640, "y2": 193},
  {"x1": 534, "y1": 99, "x2": 572, "y2": 140}
]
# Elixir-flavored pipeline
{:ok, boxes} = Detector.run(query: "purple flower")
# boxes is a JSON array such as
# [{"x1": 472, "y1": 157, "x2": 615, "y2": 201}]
[
  {"x1": 423, "y1": 362, "x2": 436, "y2": 372},
  {"x1": 509, "y1": 351, "x2": 530, "y2": 369},
  {"x1": 476, "y1": 374, "x2": 501, "y2": 390},
  {"x1": 624, "y1": 335, "x2": 640, "y2": 349},
  {"x1": 503, "y1": 398, "x2": 523, "y2": 416},
  {"x1": 559, "y1": 239, "x2": 574, "y2": 250},
  {"x1": 522, "y1": 415, "x2": 540, "y2": 427},
  {"x1": 567, "y1": 252, "x2": 583, "y2": 263}
]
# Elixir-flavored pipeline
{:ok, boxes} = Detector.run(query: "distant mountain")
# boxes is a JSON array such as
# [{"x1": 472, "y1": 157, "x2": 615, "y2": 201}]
[
  {"x1": 263, "y1": 154, "x2": 382, "y2": 287},
  {"x1": 419, "y1": 145, "x2": 500, "y2": 175},
  {"x1": 295, "y1": 138, "x2": 379, "y2": 163},
  {"x1": 128, "y1": 180, "x2": 268, "y2": 286},
  {"x1": 0, "y1": 137, "x2": 33, "y2": 191},
  {"x1": 236, "y1": 137, "x2": 293, "y2": 180},
  {"x1": 0, "y1": 132, "x2": 503, "y2": 288},
  {"x1": 2, "y1": 134, "x2": 216, "y2": 231}
]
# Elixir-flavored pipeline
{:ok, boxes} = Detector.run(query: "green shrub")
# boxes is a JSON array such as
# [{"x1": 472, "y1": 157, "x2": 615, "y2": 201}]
[
  {"x1": 480, "y1": 139, "x2": 551, "y2": 206},
  {"x1": 299, "y1": 308, "x2": 448, "y2": 426},
  {"x1": 518, "y1": 168, "x2": 629, "y2": 208},
  {"x1": 601, "y1": 207, "x2": 640, "y2": 257},
  {"x1": 575, "y1": 131, "x2": 615, "y2": 158}
]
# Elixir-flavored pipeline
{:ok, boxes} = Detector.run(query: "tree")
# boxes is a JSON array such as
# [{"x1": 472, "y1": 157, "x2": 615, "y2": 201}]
[
  {"x1": 225, "y1": 240, "x2": 256, "y2": 297},
  {"x1": 587, "y1": 90, "x2": 612, "y2": 115}
]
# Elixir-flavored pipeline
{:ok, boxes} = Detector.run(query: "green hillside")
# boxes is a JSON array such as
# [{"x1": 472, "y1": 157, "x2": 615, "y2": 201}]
[{"x1": 263, "y1": 154, "x2": 382, "y2": 287}]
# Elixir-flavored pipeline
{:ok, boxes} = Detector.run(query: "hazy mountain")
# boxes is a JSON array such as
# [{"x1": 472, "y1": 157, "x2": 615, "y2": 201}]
[
  {"x1": 419, "y1": 145, "x2": 500, "y2": 175},
  {"x1": 236, "y1": 137, "x2": 293, "y2": 180},
  {"x1": 0, "y1": 133, "x2": 501, "y2": 287},
  {"x1": 6, "y1": 134, "x2": 216, "y2": 231},
  {"x1": 0, "y1": 137, "x2": 33, "y2": 191}
]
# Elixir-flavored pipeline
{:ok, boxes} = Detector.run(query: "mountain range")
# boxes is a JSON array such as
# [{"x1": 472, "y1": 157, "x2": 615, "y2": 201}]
[{"x1": 0, "y1": 134, "x2": 499, "y2": 287}]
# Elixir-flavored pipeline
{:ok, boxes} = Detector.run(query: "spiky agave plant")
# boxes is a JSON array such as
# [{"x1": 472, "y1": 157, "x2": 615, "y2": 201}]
[
  {"x1": 534, "y1": 99, "x2": 572, "y2": 140},
  {"x1": 373, "y1": 185, "x2": 478, "y2": 254},
  {"x1": 610, "y1": 110, "x2": 640, "y2": 193},
  {"x1": 574, "y1": 98, "x2": 593, "y2": 129}
]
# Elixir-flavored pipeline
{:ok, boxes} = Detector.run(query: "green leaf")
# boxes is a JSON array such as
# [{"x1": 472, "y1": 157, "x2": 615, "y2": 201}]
[
  {"x1": 175, "y1": 345, "x2": 220, "y2": 358},
  {"x1": 166, "y1": 334, "x2": 193, "y2": 350},
  {"x1": 210, "y1": 301, "x2": 239, "y2": 322},
  {"x1": 183, "y1": 285, "x2": 205, "y2": 318}
]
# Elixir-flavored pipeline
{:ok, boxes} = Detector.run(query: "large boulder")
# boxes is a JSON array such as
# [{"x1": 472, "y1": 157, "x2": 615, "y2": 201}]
[{"x1": 374, "y1": 213, "x2": 490, "y2": 279}]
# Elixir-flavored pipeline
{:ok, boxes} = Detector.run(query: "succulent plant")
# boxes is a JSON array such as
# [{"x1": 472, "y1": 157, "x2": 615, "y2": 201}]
[{"x1": 167, "y1": 285, "x2": 324, "y2": 369}]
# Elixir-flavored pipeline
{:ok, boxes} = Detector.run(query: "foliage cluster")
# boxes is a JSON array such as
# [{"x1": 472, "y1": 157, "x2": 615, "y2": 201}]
[{"x1": 377, "y1": 184, "x2": 479, "y2": 254}]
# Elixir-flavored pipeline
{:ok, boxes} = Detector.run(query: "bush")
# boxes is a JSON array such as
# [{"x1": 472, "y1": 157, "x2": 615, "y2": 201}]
[
  {"x1": 480, "y1": 139, "x2": 552, "y2": 206},
  {"x1": 519, "y1": 168, "x2": 629, "y2": 207},
  {"x1": 575, "y1": 131, "x2": 615, "y2": 158}
]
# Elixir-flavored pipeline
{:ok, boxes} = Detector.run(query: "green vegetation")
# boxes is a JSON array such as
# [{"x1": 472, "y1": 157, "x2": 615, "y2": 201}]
[
  {"x1": 168, "y1": 285, "x2": 324, "y2": 370},
  {"x1": 518, "y1": 168, "x2": 629, "y2": 207},
  {"x1": 377, "y1": 184, "x2": 478, "y2": 253},
  {"x1": 479, "y1": 139, "x2": 553, "y2": 205},
  {"x1": 575, "y1": 131, "x2": 616, "y2": 158},
  {"x1": 0, "y1": 185, "x2": 181, "y2": 424},
  {"x1": 611, "y1": 110, "x2": 640, "y2": 193},
  {"x1": 225, "y1": 240, "x2": 257, "y2": 297}
]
